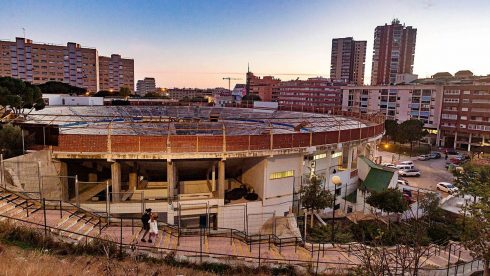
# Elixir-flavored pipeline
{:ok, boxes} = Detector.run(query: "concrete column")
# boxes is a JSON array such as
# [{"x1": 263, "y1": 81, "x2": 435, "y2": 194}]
[
  {"x1": 111, "y1": 161, "x2": 121, "y2": 202},
  {"x1": 128, "y1": 172, "x2": 137, "y2": 192},
  {"x1": 468, "y1": 133, "x2": 472, "y2": 152},
  {"x1": 211, "y1": 163, "x2": 216, "y2": 192},
  {"x1": 453, "y1": 132, "x2": 458, "y2": 149},
  {"x1": 218, "y1": 160, "x2": 225, "y2": 198},
  {"x1": 88, "y1": 173, "x2": 97, "y2": 183},
  {"x1": 167, "y1": 161, "x2": 175, "y2": 202},
  {"x1": 324, "y1": 151, "x2": 332, "y2": 191},
  {"x1": 347, "y1": 145, "x2": 354, "y2": 171}
]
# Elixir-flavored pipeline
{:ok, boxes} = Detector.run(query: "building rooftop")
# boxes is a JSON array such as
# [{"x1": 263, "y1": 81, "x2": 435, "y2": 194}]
[{"x1": 24, "y1": 106, "x2": 368, "y2": 136}]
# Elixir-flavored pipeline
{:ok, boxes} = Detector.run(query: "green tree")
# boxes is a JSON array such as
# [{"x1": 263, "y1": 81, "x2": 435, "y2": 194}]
[
  {"x1": 300, "y1": 177, "x2": 334, "y2": 212},
  {"x1": 37, "y1": 81, "x2": 86, "y2": 95},
  {"x1": 119, "y1": 87, "x2": 132, "y2": 98},
  {"x1": 143, "y1": 92, "x2": 169, "y2": 99},
  {"x1": 384, "y1": 119, "x2": 398, "y2": 142},
  {"x1": 419, "y1": 192, "x2": 442, "y2": 226},
  {"x1": 396, "y1": 119, "x2": 426, "y2": 156},
  {"x1": 190, "y1": 96, "x2": 207, "y2": 102},
  {"x1": 241, "y1": 94, "x2": 261, "y2": 103},
  {"x1": 94, "y1": 90, "x2": 113, "y2": 97},
  {"x1": 0, "y1": 124, "x2": 23, "y2": 158},
  {"x1": 300, "y1": 177, "x2": 334, "y2": 227},
  {"x1": 453, "y1": 165, "x2": 490, "y2": 275},
  {"x1": 366, "y1": 188, "x2": 409, "y2": 217},
  {"x1": 0, "y1": 77, "x2": 45, "y2": 116}
]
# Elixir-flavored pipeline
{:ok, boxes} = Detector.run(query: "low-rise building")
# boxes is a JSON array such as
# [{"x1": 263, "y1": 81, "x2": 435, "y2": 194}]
[
  {"x1": 43, "y1": 94, "x2": 103, "y2": 106},
  {"x1": 246, "y1": 72, "x2": 280, "y2": 101},
  {"x1": 275, "y1": 77, "x2": 344, "y2": 110},
  {"x1": 136, "y1": 77, "x2": 156, "y2": 96}
]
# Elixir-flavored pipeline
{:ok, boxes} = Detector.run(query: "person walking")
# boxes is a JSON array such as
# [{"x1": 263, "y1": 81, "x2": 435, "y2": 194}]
[
  {"x1": 140, "y1": 208, "x2": 151, "y2": 242},
  {"x1": 148, "y1": 213, "x2": 159, "y2": 243}
]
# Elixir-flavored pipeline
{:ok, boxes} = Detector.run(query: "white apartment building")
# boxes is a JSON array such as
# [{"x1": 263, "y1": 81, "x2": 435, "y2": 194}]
[
  {"x1": 342, "y1": 85, "x2": 443, "y2": 143},
  {"x1": 136, "y1": 77, "x2": 156, "y2": 96}
]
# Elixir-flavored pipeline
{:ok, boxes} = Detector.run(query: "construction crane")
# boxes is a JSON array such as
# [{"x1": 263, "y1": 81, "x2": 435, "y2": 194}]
[{"x1": 222, "y1": 77, "x2": 241, "y2": 91}]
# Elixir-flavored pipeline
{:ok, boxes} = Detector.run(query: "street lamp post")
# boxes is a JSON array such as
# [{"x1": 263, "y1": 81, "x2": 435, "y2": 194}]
[{"x1": 331, "y1": 175, "x2": 342, "y2": 243}]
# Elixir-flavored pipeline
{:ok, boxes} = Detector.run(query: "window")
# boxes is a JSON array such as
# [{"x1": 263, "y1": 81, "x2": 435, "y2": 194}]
[
  {"x1": 313, "y1": 153, "x2": 327, "y2": 160},
  {"x1": 443, "y1": 98, "x2": 459, "y2": 103},
  {"x1": 270, "y1": 170, "x2": 294, "y2": 180}
]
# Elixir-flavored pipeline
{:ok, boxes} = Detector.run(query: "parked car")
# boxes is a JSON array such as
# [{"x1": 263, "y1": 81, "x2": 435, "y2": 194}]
[
  {"x1": 445, "y1": 149, "x2": 459, "y2": 155},
  {"x1": 429, "y1": 152, "x2": 441, "y2": 159},
  {"x1": 399, "y1": 160, "x2": 414, "y2": 166},
  {"x1": 397, "y1": 179, "x2": 409, "y2": 186},
  {"x1": 398, "y1": 169, "x2": 421, "y2": 177},
  {"x1": 381, "y1": 162, "x2": 397, "y2": 169},
  {"x1": 436, "y1": 182, "x2": 459, "y2": 194},
  {"x1": 450, "y1": 156, "x2": 467, "y2": 165},
  {"x1": 396, "y1": 164, "x2": 415, "y2": 170},
  {"x1": 418, "y1": 154, "x2": 431, "y2": 161}
]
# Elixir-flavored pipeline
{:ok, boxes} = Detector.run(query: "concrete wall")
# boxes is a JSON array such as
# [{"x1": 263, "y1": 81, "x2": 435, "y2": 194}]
[
  {"x1": 241, "y1": 158, "x2": 266, "y2": 199},
  {"x1": 3, "y1": 150, "x2": 62, "y2": 199}
]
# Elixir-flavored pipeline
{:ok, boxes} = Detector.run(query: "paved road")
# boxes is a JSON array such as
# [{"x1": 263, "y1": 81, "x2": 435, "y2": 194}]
[{"x1": 377, "y1": 150, "x2": 454, "y2": 195}]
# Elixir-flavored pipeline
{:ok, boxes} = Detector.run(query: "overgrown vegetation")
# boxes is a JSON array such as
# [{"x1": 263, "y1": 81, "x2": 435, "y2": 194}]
[
  {"x1": 0, "y1": 221, "x2": 298, "y2": 275},
  {"x1": 453, "y1": 164, "x2": 490, "y2": 275},
  {"x1": 0, "y1": 124, "x2": 24, "y2": 158}
]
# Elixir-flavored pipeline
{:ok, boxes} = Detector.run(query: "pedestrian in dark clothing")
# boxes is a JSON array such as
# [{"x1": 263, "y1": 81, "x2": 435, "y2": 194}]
[{"x1": 140, "y1": 208, "x2": 152, "y2": 242}]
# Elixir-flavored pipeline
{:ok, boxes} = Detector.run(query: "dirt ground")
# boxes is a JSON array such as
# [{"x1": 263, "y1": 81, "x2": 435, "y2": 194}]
[{"x1": 0, "y1": 242, "x2": 218, "y2": 276}]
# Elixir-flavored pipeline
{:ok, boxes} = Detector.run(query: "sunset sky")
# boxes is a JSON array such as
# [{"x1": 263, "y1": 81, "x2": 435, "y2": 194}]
[{"x1": 1, "y1": 0, "x2": 489, "y2": 89}]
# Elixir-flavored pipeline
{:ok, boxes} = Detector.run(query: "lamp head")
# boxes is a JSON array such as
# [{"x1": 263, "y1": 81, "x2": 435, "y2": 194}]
[{"x1": 331, "y1": 175, "x2": 342, "y2": 186}]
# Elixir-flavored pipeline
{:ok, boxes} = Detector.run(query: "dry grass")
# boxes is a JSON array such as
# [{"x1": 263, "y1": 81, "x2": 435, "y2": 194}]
[{"x1": 0, "y1": 242, "x2": 219, "y2": 276}]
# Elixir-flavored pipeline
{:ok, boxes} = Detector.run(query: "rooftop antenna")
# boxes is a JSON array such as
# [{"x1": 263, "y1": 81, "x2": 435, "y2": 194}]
[
  {"x1": 22, "y1": 27, "x2": 26, "y2": 38},
  {"x1": 247, "y1": 62, "x2": 250, "y2": 73}
]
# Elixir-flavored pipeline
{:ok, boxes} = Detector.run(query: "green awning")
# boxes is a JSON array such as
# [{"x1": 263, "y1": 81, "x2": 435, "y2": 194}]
[{"x1": 361, "y1": 168, "x2": 394, "y2": 193}]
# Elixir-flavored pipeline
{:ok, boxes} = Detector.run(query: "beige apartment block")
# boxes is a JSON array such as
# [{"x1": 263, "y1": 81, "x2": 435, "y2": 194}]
[
  {"x1": 0, "y1": 37, "x2": 99, "y2": 92},
  {"x1": 99, "y1": 54, "x2": 134, "y2": 92}
]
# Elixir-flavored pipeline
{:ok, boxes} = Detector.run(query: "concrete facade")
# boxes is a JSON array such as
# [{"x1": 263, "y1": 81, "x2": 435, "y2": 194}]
[
  {"x1": 0, "y1": 37, "x2": 99, "y2": 92},
  {"x1": 99, "y1": 54, "x2": 135, "y2": 92},
  {"x1": 330, "y1": 37, "x2": 367, "y2": 85},
  {"x1": 371, "y1": 20, "x2": 417, "y2": 85}
]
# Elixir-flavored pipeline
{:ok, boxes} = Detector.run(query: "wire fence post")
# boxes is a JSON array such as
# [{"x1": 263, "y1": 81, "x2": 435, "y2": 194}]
[
  {"x1": 106, "y1": 181, "x2": 110, "y2": 225},
  {"x1": 1, "y1": 154, "x2": 4, "y2": 189},
  {"x1": 59, "y1": 200, "x2": 62, "y2": 218},
  {"x1": 200, "y1": 227, "x2": 203, "y2": 263},
  {"x1": 446, "y1": 243, "x2": 452, "y2": 276},
  {"x1": 43, "y1": 198, "x2": 47, "y2": 238},
  {"x1": 25, "y1": 200, "x2": 29, "y2": 217},
  {"x1": 37, "y1": 161, "x2": 43, "y2": 200},
  {"x1": 258, "y1": 233, "x2": 261, "y2": 267},
  {"x1": 75, "y1": 175, "x2": 79, "y2": 208},
  {"x1": 120, "y1": 217, "x2": 123, "y2": 256}
]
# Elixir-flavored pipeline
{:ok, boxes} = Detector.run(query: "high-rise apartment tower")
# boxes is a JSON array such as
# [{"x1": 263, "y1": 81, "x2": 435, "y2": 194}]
[
  {"x1": 371, "y1": 19, "x2": 417, "y2": 85},
  {"x1": 330, "y1": 37, "x2": 367, "y2": 85}
]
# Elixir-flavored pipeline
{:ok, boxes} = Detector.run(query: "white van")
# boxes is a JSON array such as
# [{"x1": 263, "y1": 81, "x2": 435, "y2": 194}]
[
  {"x1": 399, "y1": 161, "x2": 414, "y2": 166},
  {"x1": 395, "y1": 164, "x2": 414, "y2": 170}
]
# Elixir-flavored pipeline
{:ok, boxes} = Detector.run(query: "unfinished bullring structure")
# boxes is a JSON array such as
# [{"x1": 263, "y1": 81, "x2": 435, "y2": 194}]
[{"x1": 13, "y1": 105, "x2": 384, "y2": 234}]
